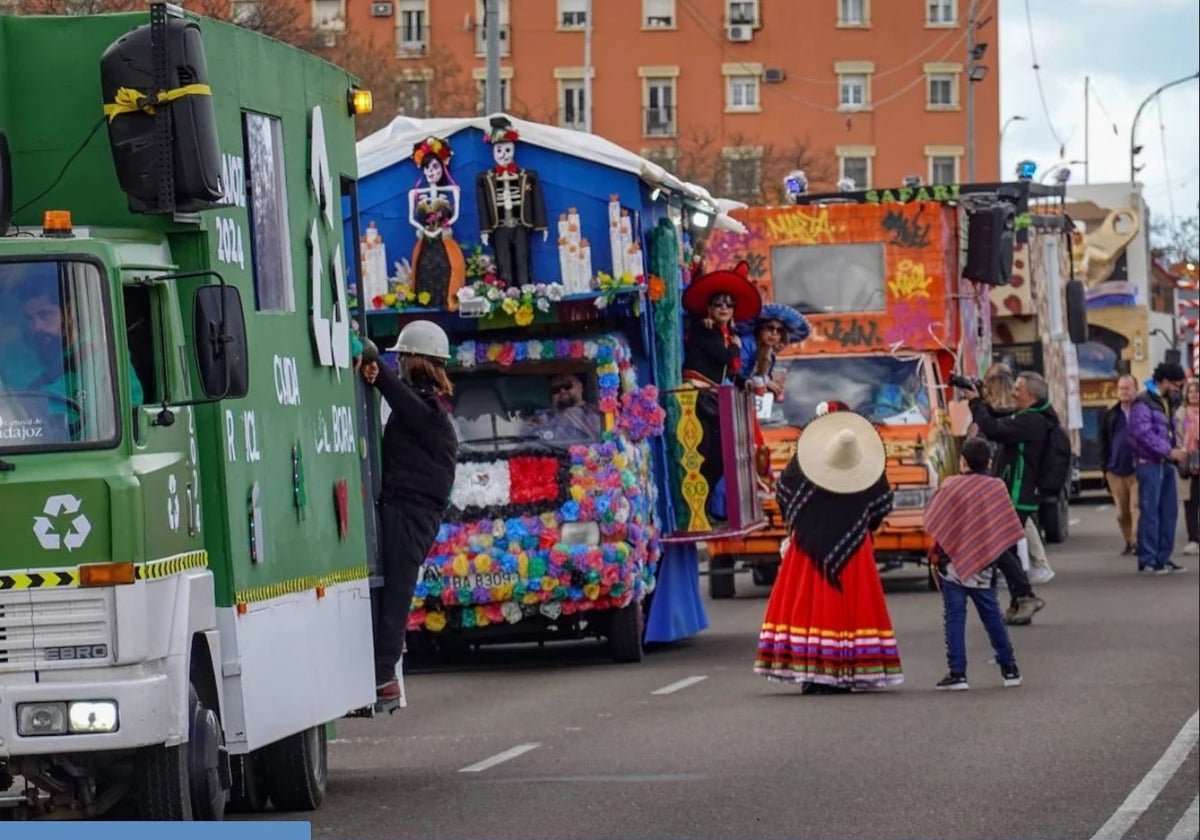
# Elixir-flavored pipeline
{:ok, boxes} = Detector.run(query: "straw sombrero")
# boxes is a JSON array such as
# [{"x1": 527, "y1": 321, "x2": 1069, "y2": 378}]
[
  {"x1": 681, "y1": 261, "x2": 762, "y2": 321},
  {"x1": 795, "y1": 410, "x2": 886, "y2": 494}
]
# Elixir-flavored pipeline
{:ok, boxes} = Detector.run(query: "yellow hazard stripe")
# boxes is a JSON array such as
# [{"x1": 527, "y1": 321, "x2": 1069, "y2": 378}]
[
  {"x1": 0, "y1": 551, "x2": 209, "y2": 591},
  {"x1": 234, "y1": 565, "x2": 371, "y2": 606}
]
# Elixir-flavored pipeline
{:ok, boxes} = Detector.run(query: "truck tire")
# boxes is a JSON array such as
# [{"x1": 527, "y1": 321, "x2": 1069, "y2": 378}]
[
  {"x1": 134, "y1": 685, "x2": 226, "y2": 820},
  {"x1": 187, "y1": 687, "x2": 228, "y2": 821},
  {"x1": 227, "y1": 753, "x2": 270, "y2": 814},
  {"x1": 608, "y1": 600, "x2": 644, "y2": 664},
  {"x1": 261, "y1": 725, "x2": 327, "y2": 812},
  {"x1": 709, "y1": 554, "x2": 736, "y2": 599},
  {"x1": 1040, "y1": 492, "x2": 1069, "y2": 544}
]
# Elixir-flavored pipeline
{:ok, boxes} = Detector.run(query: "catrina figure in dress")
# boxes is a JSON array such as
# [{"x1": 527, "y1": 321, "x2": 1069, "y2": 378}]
[{"x1": 408, "y1": 135, "x2": 466, "y2": 310}]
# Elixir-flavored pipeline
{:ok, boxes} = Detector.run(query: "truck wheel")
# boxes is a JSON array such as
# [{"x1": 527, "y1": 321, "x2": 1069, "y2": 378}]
[
  {"x1": 1040, "y1": 492, "x2": 1069, "y2": 544},
  {"x1": 134, "y1": 685, "x2": 226, "y2": 820},
  {"x1": 227, "y1": 753, "x2": 270, "y2": 813},
  {"x1": 187, "y1": 687, "x2": 228, "y2": 821},
  {"x1": 750, "y1": 563, "x2": 778, "y2": 587},
  {"x1": 261, "y1": 724, "x2": 327, "y2": 812},
  {"x1": 608, "y1": 600, "x2": 644, "y2": 664},
  {"x1": 709, "y1": 554, "x2": 736, "y2": 599}
]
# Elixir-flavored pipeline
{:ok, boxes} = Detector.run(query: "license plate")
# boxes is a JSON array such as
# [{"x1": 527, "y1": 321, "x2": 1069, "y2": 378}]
[{"x1": 445, "y1": 571, "x2": 520, "y2": 590}]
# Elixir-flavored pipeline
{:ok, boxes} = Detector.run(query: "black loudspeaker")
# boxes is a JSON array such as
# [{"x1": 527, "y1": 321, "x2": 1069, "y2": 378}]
[
  {"x1": 963, "y1": 203, "x2": 1015, "y2": 286},
  {"x1": 1065, "y1": 279, "x2": 1089, "y2": 345},
  {"x1": 100, "y1": 16, "x2": 224, "y2": 213}
]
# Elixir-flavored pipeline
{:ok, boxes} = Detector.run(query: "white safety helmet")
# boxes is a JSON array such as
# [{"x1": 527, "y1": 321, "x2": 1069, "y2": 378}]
[{"x1": 389, "y1": 320, "x2": 450, "y2": 360}]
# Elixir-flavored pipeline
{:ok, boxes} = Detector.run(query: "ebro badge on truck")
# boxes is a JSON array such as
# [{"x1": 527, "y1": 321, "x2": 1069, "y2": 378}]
[{"x1": 0, "y1": 6, "x2": 387, "y2": 820}]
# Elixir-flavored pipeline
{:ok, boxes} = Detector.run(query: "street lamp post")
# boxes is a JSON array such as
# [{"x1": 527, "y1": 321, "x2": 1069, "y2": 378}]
[
  {"x1": 1129, "y1": 71, "x2": 1199, "y2": 184},
  {"x1": 1039, "y1": 160, "x2": 1086, "y2": 184}
]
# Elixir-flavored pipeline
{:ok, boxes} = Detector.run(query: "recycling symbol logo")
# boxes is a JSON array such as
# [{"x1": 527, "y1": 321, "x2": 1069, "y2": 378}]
[{"x1": 32, "y1": 494, "x2": 92, "y2": 552}]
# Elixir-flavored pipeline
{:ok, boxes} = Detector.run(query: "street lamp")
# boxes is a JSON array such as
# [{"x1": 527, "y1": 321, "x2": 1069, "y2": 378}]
[
  {"x1": 1129, "y1": 71, "x2": 1200, "y2": 184},
  {"x1": 1040, "y1": 160, "x2": 1086, "y2": 184},
  {"x1": 1001, "y1": 115, "x2": 1026, "y2": 144}
]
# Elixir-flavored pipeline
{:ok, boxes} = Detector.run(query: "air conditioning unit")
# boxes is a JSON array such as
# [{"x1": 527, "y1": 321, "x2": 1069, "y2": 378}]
[
  {"x1": 727, "y1": 24, "x2": 752, "y2": 42},
  {"x1": 370, "y1": 2, "x2": 392, "y2": 16},
  {"x1": 763, "y1": 67, "x2": 786, "y2": 83}
]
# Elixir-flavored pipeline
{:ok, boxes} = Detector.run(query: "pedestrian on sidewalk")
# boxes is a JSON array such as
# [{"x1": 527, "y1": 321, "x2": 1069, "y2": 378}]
[
  {"x1": 754, "y1": 404, "x2": 903, "y2": 693},
  {"x1": 925, "y1": 438, "x2": 1026, "y2": 691},
  {"x1": 1100, "y1": 374, "x2": 1140, "y2": 555},
  {"x1": 1173, "y1": 379, "x2": 1199, "y2": 555},
  {"x1": 1128, "y1": 361, "x2": 1190, "y2": 574}
]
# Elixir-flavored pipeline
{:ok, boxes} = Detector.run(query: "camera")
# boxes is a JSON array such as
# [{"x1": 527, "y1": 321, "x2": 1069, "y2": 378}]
[{"x1": 949, "y1": 374, "x2": 983, "y2": 392}]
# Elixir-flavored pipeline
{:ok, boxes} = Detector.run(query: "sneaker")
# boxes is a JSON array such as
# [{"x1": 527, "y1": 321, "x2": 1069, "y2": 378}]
[
  {"x1": 1184, "y1": 542, "x2": 1200, "y2": 556},
  {"x1": 1007, "y1": 596, "x2": 1044, "y2": 626},
  {"x1": 1154, "y1": 566, "x2": 1173, "y2": 576},
  {"x1": 1138, "y1": 566, "x2": 1158, "y2": 576},
  {"x1": 376, "y1": 680, "x2": 402, "y2": 702},
  {"x1": 935, "y1": 673, "x2": 969, "y2": 691},
  {"x1": 1028, "y1": 567, "x2": 1056, "y2": 584},
  {"x1": 1000, "y1": 663, "x2": 1022, "y2": 687},
  {"x1": 1164, "y1": 562, "x2": 1187, "y2": 573}
]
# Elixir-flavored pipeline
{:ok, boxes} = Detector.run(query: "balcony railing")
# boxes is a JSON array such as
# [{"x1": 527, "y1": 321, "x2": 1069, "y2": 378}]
[
  {"x1": 396, "y1": 25, "x2": 429, "y2": 57},
  {"x1": 474, "y1": 22, "x2": 510, "y2": 56},
  {"x1": 559, "y1": 113, "x2": 587, "y2": 131},
  {"x1": 643, "y1": 106, "x2": 677, "y2": 137}
]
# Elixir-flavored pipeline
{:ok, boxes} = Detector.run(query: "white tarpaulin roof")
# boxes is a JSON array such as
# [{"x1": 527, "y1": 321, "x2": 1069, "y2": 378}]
[{"x1": 356, "y1": 112, "x2": 746, "y2": 234}]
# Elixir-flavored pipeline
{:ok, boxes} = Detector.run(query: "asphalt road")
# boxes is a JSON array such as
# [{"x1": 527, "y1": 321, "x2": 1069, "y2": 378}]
[{"x1": 273, "y1": 497, "x2": 1200, "y2": 840}]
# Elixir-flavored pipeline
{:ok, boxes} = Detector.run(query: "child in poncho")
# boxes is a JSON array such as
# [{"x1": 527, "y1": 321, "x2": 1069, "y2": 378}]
[{"x1": 924, "y1": 437, "x2": 1026, "y2": 691}]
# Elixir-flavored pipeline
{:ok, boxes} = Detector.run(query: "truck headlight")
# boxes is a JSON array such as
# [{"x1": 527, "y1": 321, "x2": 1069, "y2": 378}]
[
  {"x1": 560, "y1": 522, "x2": 600, "y2": 546},
  {"x1": 893, "y1": 487, "x2": 933, "y2": 509},
  {"x1": 16, "y1": 701, "x2": 119, "y2": 736}
]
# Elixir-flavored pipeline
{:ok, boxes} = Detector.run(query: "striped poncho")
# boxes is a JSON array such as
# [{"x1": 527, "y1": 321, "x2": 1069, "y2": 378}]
[{"x1": 924, "y1": 472, "x2": 1025, "y2": 580}]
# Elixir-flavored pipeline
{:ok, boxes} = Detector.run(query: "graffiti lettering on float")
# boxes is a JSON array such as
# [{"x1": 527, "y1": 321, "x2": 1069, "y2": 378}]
[
  {"x1": 882, "y1": 208, "x2": 930, "y2": 248},
  {"x1": 766, "y1": 209, "x2": 836, "y2": 244},
  {"x1": 822, "y1": 318, "x2": 880, "y2": 349},
  {"x1": 889, "y1": 259, "x2": 933, "y2": 300},
  {"x1": 730, "y1": 252, "x2": 768, "y2": 280}
]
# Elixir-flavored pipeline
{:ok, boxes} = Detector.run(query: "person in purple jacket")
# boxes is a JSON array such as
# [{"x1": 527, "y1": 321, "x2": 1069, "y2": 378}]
[{"x1": 1127, "y1": 361, "x2": 1190, "y2": 574}]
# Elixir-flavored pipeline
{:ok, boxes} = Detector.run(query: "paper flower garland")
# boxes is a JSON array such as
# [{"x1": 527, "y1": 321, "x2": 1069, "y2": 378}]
[{"x1": 407, "y1": 333, "x2": 664, "y2": 633}]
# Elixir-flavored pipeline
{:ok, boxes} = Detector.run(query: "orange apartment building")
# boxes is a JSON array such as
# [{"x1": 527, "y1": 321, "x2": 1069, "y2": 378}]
[{"x1": 300, "y1": 0, "x2": 1000, "y2": 200}]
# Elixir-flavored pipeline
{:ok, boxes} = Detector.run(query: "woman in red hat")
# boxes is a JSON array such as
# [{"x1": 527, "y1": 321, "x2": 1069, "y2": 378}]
[{"x1": 680, "y1": 261, "x2": 762, "y2": 518}]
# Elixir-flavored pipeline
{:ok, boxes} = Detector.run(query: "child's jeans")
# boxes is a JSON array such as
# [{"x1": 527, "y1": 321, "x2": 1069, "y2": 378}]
[{"x1": 941, "y1": 578, "x2": 1016, "y2": 675}]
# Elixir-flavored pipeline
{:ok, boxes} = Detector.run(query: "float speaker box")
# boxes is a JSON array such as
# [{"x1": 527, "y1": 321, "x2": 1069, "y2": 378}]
[{"x1": 963, "y1": 203, "x2": 1015, "y2": 286}]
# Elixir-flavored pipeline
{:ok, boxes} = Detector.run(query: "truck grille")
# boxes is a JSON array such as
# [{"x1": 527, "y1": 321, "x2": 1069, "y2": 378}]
[{"x1": 0, "y1": 589, "x2": 114, "y2": 672}]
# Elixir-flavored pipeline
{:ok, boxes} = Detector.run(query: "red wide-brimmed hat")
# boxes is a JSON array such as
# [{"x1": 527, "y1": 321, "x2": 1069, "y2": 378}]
[{"x1": 681, "y1": 261, "x2": 762, "y2": 321}]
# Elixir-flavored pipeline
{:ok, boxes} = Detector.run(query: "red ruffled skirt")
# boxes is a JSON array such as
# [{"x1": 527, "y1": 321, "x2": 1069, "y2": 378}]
[{"x1": 755, "y1": 537, "x2": 903, "y2": 690}]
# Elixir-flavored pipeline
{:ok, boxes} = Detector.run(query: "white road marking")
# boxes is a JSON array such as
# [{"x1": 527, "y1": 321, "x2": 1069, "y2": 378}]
[
  {"x1": 458, "y1": 743, "x2": 541, "y2": 773},
  {"x1": 1165, "y1": 795, "x2": 1199, "y2": 840},
  {"x1": 1091, "y1": 710, "x2": 1199, "y2": 840},
  {"x1": 651, "y1": 675, "x2": 708, "y2": 695},
  {"x1": 1069, "y1": 518, "x2": 1081, "y2": 526},
  {"x1": 1097, "y1": 504, "x2": 1112, "y2": 511}
]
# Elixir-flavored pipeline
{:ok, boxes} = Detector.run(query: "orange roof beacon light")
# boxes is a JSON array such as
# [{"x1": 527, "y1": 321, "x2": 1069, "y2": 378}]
[
  {"x1": 43, "y1": 209, "x2": 74, "y2": 238},
  {"x1": 348, "y1": 87, "x2": 373, "y2": 117}
]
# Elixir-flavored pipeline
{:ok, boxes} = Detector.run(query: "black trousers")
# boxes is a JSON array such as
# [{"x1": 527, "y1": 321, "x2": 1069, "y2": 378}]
[
  {"x1": 1185, "y1": 476, "x2": 1199, "y2": 543},
  {"x1": 373, "y1": 500, "x2": 442, "y2": 684},
  {"x1": 492, "y1": 224, "x2": 531, "y2": 288},
  {"x1": 995, "y1": 510, "x2": 1036, "y2": 605},
  {"x1": 695, "y1": 389, "x2": 725, "y2": 516}
]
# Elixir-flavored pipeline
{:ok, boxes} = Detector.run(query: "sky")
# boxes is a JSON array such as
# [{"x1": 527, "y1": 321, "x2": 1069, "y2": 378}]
[{"x1": 998, "y1": 0, "x2": 1200, "y2": 227}]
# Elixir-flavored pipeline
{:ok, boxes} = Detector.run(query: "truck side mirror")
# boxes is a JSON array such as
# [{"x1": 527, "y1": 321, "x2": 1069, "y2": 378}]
[
  {"x1": 100, "y1": 15, "x2": 224, "y2": 213},
  {"x1": 1066, "y1": 279, "x2": 1089, "y2": 345},
  {"x1": 193, "y1": 285, "x2": 249, "y2": 400}
]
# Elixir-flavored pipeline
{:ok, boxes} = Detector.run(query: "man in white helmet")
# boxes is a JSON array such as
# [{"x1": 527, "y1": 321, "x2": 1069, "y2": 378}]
[{"x1": 360, "y1": 319, "x2": 459, "y2": 704}]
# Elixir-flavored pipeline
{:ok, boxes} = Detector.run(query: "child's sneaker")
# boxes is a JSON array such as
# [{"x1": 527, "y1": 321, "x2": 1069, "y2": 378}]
[
  {"x1": 935, "y1": 673, "x2": 969, "y2": 691},
  {"x1": 1000, "y1": 663, "x2": 1022, "y2": 687}
]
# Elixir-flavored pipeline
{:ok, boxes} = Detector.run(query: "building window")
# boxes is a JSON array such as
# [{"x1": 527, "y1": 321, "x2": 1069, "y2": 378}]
[
  {"x1": 476, "y1": 78, "x2": 511, "y2": 114},
  {"x1": 400, "y1": 79, "x2": 429, "y2": 117},
  {"x1": 928, "y1": 74, "x2": 955, "y2": 108},
  {"x1": 643, "y1": 77, "x2": 676, "y2": 136},
  {"x1": 839, "y1": 74, "x2": 868, "y2": 109},
  {"x1": 475, "y1": 0, "x2": 510, "y2": 55},
  {"x1": 726, "y1": 75, "x2": 759, "y2": 111},
  {"x1": 840, "y1": 156, "x2": 870, "y2": 190},
  {"x1": 560, "y1": 80, "x2": 586, "y2": 130},
  {"x1": 232, "y1": 1, "x2": 259, "y2": 25},
  {"x1": 929, "y1": 155, "x2": 959, "y2": 184},
  {"x1": 312, "y1": 0, "x2": 343, "y2": 30},
  {"x1": 396, "y1": 0, "x2": 428, "y2": 56},
  {"x1": 243, "y1": 112, "x2": 296, "y2": 312},
  {"x1": 642, "y1": 147, "x2": 679, "y2": 170},
  {"x1": 838, "y1": 0, "x2": 867, "y2": 25},
  {"x1": 560, "y1": 0, "x2": 586, "y2": 28},
  {"x1": 724, "y1": 149, "x2": 763, "y2": 200},
  {"x1": 643, "y1": 0, "x2": 675, "y2": 28},
  {"x1": 727, "y1": 0, "x2": 757, "y2": 25},
  {"x1": 927, "y1": 0, "x2": 956, "y2": 25}
]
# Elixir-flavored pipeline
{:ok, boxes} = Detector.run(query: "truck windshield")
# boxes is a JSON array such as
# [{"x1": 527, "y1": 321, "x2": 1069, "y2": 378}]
[
  {"x1": 0, "y1": 259, "x2": 119, "y2": 452},
  {"x1": 768, "y1": 355, "x2": 930, "y2": 428},
  {"x1": 450, "y1": 365, "x2": 604, "y2": 451}
]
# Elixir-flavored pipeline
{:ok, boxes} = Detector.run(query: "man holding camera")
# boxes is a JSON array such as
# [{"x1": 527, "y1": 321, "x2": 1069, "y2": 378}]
[{"x1": 959, "y1": 371, "x2": 1055, "y2": 626}]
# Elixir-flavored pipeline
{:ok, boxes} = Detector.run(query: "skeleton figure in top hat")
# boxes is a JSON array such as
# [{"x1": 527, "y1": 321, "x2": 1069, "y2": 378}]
[{"x1": 475, "y1": 116, "x2": 548, "y2": 289}]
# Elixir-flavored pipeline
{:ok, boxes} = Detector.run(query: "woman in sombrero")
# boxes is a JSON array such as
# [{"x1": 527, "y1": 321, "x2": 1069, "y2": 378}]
[
  {"x1": 738, "y1": 302, "x2": 811, "y2": 496},
  {"x1": 755, "y1": 403, "x2": 904, "y2": 693},
  {"x1": 681, "y1": 261, "x2": 762, "y2": 517}
]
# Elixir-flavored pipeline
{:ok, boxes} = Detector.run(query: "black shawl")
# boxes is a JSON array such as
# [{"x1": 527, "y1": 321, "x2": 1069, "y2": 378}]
[{"x1": 774, "y1": 457, "x2": 893, "y2": 591}]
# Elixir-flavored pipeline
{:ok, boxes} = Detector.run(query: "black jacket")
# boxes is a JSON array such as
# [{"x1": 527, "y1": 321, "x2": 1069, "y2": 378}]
[
  {"x1": 968, "y1": 398, "x2": 1059, "y2": 514},
  {"x1": 682, "y1": 320, "x2": 744, "y2": 386},
  {"x1": 373, "y1": 363, "x2": 459, "y2": 512},
  {"x1": 1098, "y1": 401, "x2": 1136, "y2": 476}
]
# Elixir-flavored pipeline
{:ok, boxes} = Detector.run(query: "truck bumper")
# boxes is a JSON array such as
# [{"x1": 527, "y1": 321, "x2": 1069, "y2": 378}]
[{"x1": 0, "y1": 671, "x2": 173, "y2": 758}]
